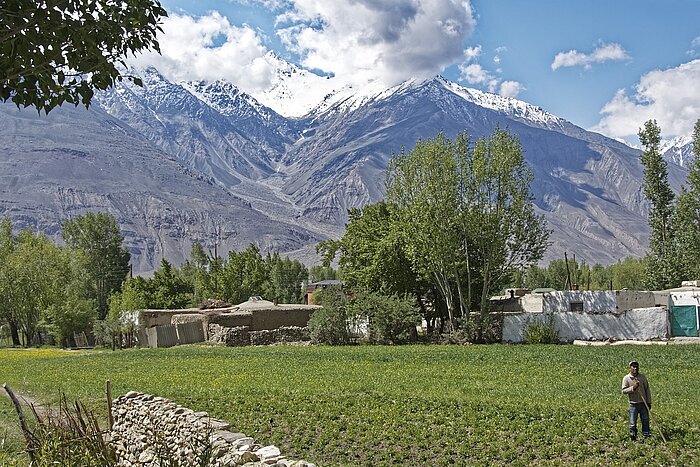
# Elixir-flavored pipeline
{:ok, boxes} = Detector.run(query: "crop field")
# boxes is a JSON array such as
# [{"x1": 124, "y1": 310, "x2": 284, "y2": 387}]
[{"x1": 1, "y1": 344, "x2": 699, "y2": 466}]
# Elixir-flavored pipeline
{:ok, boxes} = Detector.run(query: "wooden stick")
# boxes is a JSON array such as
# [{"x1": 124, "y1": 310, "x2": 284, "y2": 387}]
[
  {"x1": 105, "y1": 380, "x2": 114, "y2": 430},
  {"x1": 639, "y1": 391, "x2": 667, "y2": 443},
  {"x1": 2, "y1": 384, "x2": 36, "y2": 462}
]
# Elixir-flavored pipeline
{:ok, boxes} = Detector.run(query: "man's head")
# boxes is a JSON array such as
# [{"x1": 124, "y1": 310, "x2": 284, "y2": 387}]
[{"x1": 629, "y1": 360, "x2": 639, "y2": 376}]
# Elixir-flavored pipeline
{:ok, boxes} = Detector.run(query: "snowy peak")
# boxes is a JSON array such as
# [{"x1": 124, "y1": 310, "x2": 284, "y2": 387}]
[
  {"x1": 662, "y1": 134, "x2": 695, "y2": 167},
  {"x1": 181, "y1": 79, "x2": 282, "y2": 124},
  {"x1": 253, "y1": 52, "x2": 342, "y2": 118},
  {"x1": 434, "y1": 77, "x2": 565, "y2": 129}
]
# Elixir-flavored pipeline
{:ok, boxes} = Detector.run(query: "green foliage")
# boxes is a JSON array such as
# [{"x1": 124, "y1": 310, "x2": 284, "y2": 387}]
[
  {"x1": 321, "y1": 202, "x2": 426, "y2": 298},
  {"x1": 384, "y1": 129, "x2": 549, "y2": 335},
  {"x1": 0, "y1": 0, "x2": 167, "y2": 113},
  {"x1": 307, "y1": 287, "x2": 350, "y2": 345},
  {"x1": 517, "y1": 257, "x2": 646, "y2": 291},
  {"x1": 45, "y1": 297, "x2": 96, "y2": 348},
  {"x1": 673, "y1": 119, "x2": 700, "y2": 281},
  {"x1": 62, "y1": 212, "x2": 130, "y2": 319},
  {"x1": 308, "y1": 265, "x2": 338, "y2": 283},
  {"x1": 524, "y1": 314, "x2": 560, "y2": 344},
  {"x1": 639, "y1": 120, "x2": 680, "y2": 289},
  {"x1": 0, "y1": 224, "x2": 97, "y2": 347},
  {"x1": 264, "y1": 252, "x2": 308, "y2": 304},
  {"x1": 350, "y1": 290, "x2": 420, "y2": 344},
  {"x1": 2, "y1": 345, "x2": 700, "y2": 466}
]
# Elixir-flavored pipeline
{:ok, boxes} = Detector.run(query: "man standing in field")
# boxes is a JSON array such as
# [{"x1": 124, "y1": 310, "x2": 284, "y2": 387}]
[{"x1": 622, "y1": 360, "x2": 652, "y2": 440}]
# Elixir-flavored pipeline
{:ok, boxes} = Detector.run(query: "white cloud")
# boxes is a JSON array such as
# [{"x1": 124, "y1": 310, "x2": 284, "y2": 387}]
[
  {"x1": 499, "y1": 80, "x2": 525, "y2": 98},
  {"x1": 459, "y1": 63, "x2": 490, "y2": 84},
  {"x1": 688, "y1": 36, "x2": 700, "y2": 56},
  {"x1": 128, "y1": 12, "x2": 276, "y2": 93},
  {"x1": 592, "y1": 59, "x2": 700, "y2": 139},
  {"x1": 275, "y1": 0, "x2": 476, "y2": 88},
  {"x1": 551, "y1": 42, "x2": 629, "y2": 71},
  {"x1": 463, "y1": 45, "x2": 482, "y2": 62},
  {"x1": 457, "y1": 45, "x2": 521, "y2": 96},
  {"x1": 493, "y1": 46, "x2": 506, "y2": 64}
]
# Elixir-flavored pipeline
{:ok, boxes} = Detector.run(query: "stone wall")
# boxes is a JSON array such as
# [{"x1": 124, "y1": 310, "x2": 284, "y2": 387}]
[
  {"x1": 208, "y1": 325, "x2": 310, "y2": 346},
  {"x1": 111, "y1": 391, "x2": 314, "y2": 467}
]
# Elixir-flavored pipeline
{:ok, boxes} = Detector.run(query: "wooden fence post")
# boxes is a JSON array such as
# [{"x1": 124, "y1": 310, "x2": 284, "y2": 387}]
[
  {"x1": 2, "y1": 383, "x2": 36, "y2": 463},
  {"x1": 105, "y1": 380, "x2": 114, "y2": 430}
]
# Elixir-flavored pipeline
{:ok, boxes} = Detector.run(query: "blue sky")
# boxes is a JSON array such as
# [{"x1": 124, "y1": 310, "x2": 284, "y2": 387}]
[{"x1": 140, "y1": 0, "x2": 700, "y2": 143}]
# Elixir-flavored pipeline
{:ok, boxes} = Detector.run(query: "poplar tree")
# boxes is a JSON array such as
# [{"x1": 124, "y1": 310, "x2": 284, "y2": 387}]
[
  {"x1": 673, "y1": 119, "x2": 700, "y2": 280},
  {"x1": 62, "y1": 212, "x2": 130, "y2": 319},
  {"x1": 638, "y1": 120, "x2": 680, "y2": 289}
]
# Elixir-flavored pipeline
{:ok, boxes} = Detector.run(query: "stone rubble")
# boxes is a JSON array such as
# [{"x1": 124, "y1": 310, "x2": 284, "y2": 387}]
[{"x1": 111, "y1": 391, "x2": 315, "y2": 467}]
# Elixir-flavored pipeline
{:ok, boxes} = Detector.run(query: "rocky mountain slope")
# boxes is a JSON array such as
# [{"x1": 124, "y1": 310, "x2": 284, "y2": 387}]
[
  {"x1": 1, "y1": 64, "x2": 691, "y2": 273},
  {"x1": 0, "y1": 103, "x2": 318, "y2": 275}
]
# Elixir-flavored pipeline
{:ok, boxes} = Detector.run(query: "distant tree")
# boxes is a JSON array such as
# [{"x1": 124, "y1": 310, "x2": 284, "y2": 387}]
[
  {"x1": 0, "y1": 218, "x2": 20, "y2": 345},
  {"x1": 149, "y1": 259, "x2": 193, "y2": 309},
  {"x1": 218, "y1": 244, "x2": 269, "y2": 304},
  {"x1": 62, "y1": 212, "x2": 130, "y2": 319},
  {"x1": 0, "y1": 0, "x2": 167, "y2": 113},
  {"x1": 638, "y1": 120, "x2": 680, "y2": 289},
  {"x1": 610, "y1": 257, "x2": 646, "y2": 290},
  {"x1": 264, "y1": 252, "x2": 308, "y2": 304},
  {"x1": 309, "y1": 265, "x2": 338, "y2": 283}
]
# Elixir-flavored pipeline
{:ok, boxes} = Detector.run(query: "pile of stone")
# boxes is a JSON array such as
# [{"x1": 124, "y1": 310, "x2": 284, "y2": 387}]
[
  {"x1": 111, "y1": 391, "x2": 315, "y2": 467},
  {"x1": 208, "y1": 325, "x2": 310, "y2": 346}
]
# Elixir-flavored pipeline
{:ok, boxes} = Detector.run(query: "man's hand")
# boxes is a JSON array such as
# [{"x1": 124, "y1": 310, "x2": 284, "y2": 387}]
[{"x1": 632, "y1": 379, "x2": 639, "y2": 389}]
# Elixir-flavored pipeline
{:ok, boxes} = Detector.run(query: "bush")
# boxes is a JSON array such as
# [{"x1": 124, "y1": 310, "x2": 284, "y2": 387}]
[
  {"x1": 308, "y1": 287, "x2": 350, "y2": 345},
  {"x1": 353, "y1": 291, "x2": 420, "y2": 344},
  {"x1": 524, "y1": 313, "x2": 560, "y2": 344},
  {"x1": 456, "y1": 313, "x2": 504, "y2": 344}
]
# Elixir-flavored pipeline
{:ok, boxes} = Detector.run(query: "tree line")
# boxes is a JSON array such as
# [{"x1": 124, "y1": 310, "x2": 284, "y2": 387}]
[{"x1": 0, "y1": 213, "x2": 328, "y2": 347}]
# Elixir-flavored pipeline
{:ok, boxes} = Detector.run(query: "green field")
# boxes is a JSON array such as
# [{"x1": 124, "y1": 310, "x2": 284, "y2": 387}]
[{"x1": 1, "y1": 344, "x2": 699, "y2": 465}]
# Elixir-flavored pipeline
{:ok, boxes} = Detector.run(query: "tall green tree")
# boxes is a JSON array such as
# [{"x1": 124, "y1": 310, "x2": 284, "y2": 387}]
[
  {"x1": 0, "y1": 218, "x2": 21, "y2": 345},
  {"x1": 386, "y1": 130, "x2": 549, "y2": 333},
  {"x1": 466, "y1": 128, "x2": 550, "y2": 322},
  {"x1": 264, "y1": 253, "x2": 308, "y2": 304},
  {"x1": 638, "y1": 120, "x2": 680, "y2": 289},
  {"x1": 386, "y1": 133, "x2": 464, "y2": 329},
  {"x1": 1, "y1": 0, "x2": 167, "y2": 113},
  {"x1": 62, "y1": 212, "x2": 130, "y2": 319},
  {"x1": 673, "y1": 119, "x2": 700, "y2": 280},
  {"x1": 320, "y1": 202, "x2": 423, "y2": 296}
]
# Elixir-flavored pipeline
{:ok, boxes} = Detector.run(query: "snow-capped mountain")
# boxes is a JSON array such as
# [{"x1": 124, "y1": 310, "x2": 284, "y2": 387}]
[
  {"x1": 1, "y1": 60, "x2": 692, "y2": 273},
  {"x1": 662, "y1": 135, "x2": 695, "y2": 168}
]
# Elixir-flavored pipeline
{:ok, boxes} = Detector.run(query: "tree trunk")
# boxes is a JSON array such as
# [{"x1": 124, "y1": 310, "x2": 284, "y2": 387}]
[{"x1": 9, "y1": 320, "x2": 21, "y2": 347}]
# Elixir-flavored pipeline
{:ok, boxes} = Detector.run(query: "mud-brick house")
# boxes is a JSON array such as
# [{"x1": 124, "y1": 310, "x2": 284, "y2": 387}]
[{"x1": 136, "y1": 297, "x2": 321, "y2": 348}]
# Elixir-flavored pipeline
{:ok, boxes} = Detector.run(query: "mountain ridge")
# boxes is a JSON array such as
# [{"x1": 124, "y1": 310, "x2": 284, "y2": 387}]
[{"x1": 2, "y1": 63, "x2": 692, "y2": 273}]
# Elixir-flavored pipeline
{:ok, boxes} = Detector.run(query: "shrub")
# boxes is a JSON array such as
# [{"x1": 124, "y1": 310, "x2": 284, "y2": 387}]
[
  {"x1": 456, "y1": 313, "x2": 504, "y2": 344},
  {"x1": 524, "y1": 313, "x2": 560, "y2": 344},
  {"x1": 308, "y1": 286, "x2": 350, "y2": 345},
  {"x1": 352, "y1": 291, "x2": 420, "y2": 344}
]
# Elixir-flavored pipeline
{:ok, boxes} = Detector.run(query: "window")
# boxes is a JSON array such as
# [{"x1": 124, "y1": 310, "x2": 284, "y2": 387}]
[{"x1": 569, "y1": 301, "x2": 584, "y2": 312}]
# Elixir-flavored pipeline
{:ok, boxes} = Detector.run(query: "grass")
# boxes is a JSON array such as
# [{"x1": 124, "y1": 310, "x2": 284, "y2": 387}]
[{"x1": 0, "y1": 344, "x2": 699, "y2": 465}]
